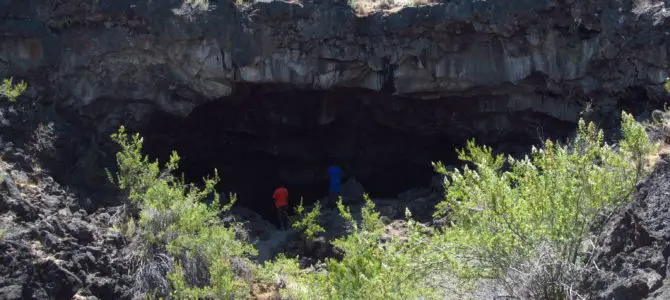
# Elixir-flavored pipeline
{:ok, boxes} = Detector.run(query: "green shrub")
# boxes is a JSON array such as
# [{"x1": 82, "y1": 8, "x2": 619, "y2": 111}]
[
  {"x1": 107, "y1": 108, "x2": 658, "y2": 300},
  {"x1": 0, "y1": 78, "x2": 27, "y2": 102},
  {"x1": 263, "y1": 195, "x2": 438, "y2": 299},
  {"x1": 292, "y1": 198, "x2": 325, "y2": 240},
  {"x1": 432, "y1": 111, "x2": 658, "y2": 298},
  {"x1": 109, "y1": 126, "x2": 256, "y2": 299}
]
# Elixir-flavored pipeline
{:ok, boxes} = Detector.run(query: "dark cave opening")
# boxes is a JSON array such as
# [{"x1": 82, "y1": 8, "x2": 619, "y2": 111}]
[{"x1": 138, "y1": 85, "x2": 576, "y2": 221}]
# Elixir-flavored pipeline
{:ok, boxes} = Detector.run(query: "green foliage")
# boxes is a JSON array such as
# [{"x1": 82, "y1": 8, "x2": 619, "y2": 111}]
[
  {"x1": 0, "y1": 77, "x2": 27, "y2": 102},
  {"x1": 292, "y1": 198, "x2": 325, "y2": 240},
  {"x1": 0, "y1": 229, "x2": 5, "y2": 240},
  {"x1": 107, "y1": 126, "x2": 167, "y2": 206},
  {"x1": 255, "y1": 254, "x2": 305, "y2": 289},
  {"x1": 109, "y1": 126, "x2": 256, "y2": 299},
  {"x1": 108, "y1": 109, "x2": 658, "y2": 300},
  {"x1": 621, "y1": 111, "x2": 659, "y2": 179},
  {"x1": 263, "y1": 195, "x2": 438, "y2": 300},
  {"x1": 318, "y1": 197, "x2": 434, "y2": 299},
  {"x1": 432, "y1": 112, "x2": 658, "y2": 296},
  {"x1": 664, "y1": 77, "x2": 670, "y2": 93}
]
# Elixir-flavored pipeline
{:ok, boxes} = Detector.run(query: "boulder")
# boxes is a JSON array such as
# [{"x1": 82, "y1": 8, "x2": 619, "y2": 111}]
[
  {"x1": 340, "y1": 177, "x2": 365, "y2": 204},
  {"x1": 0, "y1": 285, "x2": 24, "y2": 300}
]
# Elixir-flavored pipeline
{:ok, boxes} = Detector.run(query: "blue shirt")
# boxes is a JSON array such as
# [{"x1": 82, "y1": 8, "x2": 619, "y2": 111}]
[{"x1": 328, "y1": 166, "x2": 342, "y2": 192}]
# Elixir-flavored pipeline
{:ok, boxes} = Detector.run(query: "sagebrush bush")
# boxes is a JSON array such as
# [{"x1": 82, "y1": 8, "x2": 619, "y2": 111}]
[
  {"x1": 109, "y1": 126, "x2": 256, "y2": 299},
  {"x1": 431, "y1": 111, "x2": 658, "y2": 299}
]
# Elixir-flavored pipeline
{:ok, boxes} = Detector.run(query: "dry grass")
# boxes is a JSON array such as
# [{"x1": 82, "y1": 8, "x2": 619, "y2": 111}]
[
  {"x1": 349, "y1": 0, "x2": 435, "y2": 16},
  {"x1": 27, "y1": 122, "x2": 55, "y2": 157},
  {"x1": 645, "y1": 143, "x2": 670, "y2": 170},
  {"x1": 499, "y1": 243, "x2": 586, "y2": 300},
  {"x1": 645, "y1": 107, "x2": 670, "y2": 168},
  {"x1": 173, "y1": 0, "x2": 214, "y2": 21}
]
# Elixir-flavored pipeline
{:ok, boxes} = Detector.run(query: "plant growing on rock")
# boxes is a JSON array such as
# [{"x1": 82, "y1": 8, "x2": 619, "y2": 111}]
[
  {"x1": 0, "y1": 77, "x2": 27, "y2": 102},
  {"x1": 432, "y1": 111, "x2": 658, "y2": 299},
  {"x1": 108, "y1": 126, "x2": 256, "y2": 299},
  {"x1": 292, "y1": 198, "x2": 325, "y2": 240},
  {"x1": 0, "y1": 77, "x2": 26, "y2": 180}
]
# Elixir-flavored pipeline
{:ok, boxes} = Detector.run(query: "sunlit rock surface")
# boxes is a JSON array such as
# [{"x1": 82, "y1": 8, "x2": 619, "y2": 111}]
[{"x1": 0, "y1": 0, "x2": 668, "y2": 118}]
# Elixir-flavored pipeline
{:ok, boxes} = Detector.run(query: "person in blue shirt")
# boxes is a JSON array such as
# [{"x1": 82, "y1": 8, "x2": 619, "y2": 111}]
[{"x1": 327, "y1": 165, "x2": 343, "y2": 207}]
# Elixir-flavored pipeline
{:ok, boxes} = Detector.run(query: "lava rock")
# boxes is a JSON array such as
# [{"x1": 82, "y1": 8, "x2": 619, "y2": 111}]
[
  {"x1": 66, "y1": 219, "x2": 95, "y2": 244},
  {"x1": 340, "y1": 177, "x2": 365, "y2": 204},
  {"x1": 38, "y1": 230, "x2": 61, "y2": 249},
  {"x1": 0, "y1": 172, "x2": 21, "y2": 199},
  {"x1": 86, "y1": 275, "x2": 117, "y2": 300},
  {"x1": 0, "y1": 284, "x2": 24, "y2": 300},
  {"x1": 1, "y1": 196, "x2": 38, "y2": 221},
  {"x1": 73, "y1": 252, "x2": 98, "y2": 272},
  {"x1": 580, "y1": 158, "x2": 670, "y2": 299},
  {"x1": 37, "y1": 259, "x2": 83, "y2": 299}
]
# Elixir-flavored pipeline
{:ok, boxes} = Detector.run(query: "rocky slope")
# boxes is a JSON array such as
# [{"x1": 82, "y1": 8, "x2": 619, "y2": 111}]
[
  {"x1": 0, "y1": 0, "x2": 668, "y2": 121},
  {"x1": 581, "y1": 153, "x2": 670, "y2": 299},
  {"x1": 0, "y1": 141, "x2": 133, "y2": 299}
]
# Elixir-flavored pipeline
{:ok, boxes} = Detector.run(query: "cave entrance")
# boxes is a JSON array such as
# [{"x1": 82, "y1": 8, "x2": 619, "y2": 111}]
[{"x1": 139, "y1": 84, "x2": 575, "y2": 221}]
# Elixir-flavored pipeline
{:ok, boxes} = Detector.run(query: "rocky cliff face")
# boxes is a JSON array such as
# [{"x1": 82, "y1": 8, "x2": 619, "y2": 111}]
[
  {"x1": 3, "y1": 0, "x2": 669, "y2": 234},
  {"x1": 0, "y1": 0, "x2": 668, "y2": 120},
  {"x1": 580, "y1": 154, "x2": 670, "y2": 300}
]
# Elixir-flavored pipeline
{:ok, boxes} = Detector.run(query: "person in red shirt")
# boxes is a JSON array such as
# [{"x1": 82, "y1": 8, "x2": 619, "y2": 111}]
[{"x1": 272, "y1": 186, "x2": 290, "y2": 230}]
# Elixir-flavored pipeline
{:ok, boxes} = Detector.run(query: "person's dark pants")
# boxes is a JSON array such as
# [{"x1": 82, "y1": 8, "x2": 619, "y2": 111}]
[{"x1": 276, "y1": 205, "x2": 289, "y2": 230}]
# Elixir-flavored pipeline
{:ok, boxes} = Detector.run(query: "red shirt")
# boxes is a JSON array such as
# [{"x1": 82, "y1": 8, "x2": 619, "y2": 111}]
[{"x1": 273, "y1": 187, "x2": 288, "y2": 208}]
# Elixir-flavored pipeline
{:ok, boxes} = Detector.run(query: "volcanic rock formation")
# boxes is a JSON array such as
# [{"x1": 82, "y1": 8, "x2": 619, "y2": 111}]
[{"x1": 0, "y1": 0, "x2": 667, "y2": 120}]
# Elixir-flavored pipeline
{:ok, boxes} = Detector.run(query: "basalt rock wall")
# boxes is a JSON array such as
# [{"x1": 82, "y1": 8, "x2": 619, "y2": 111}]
[{"x1": 0, "y1": 0, "x2": 669, "y2": 121}]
